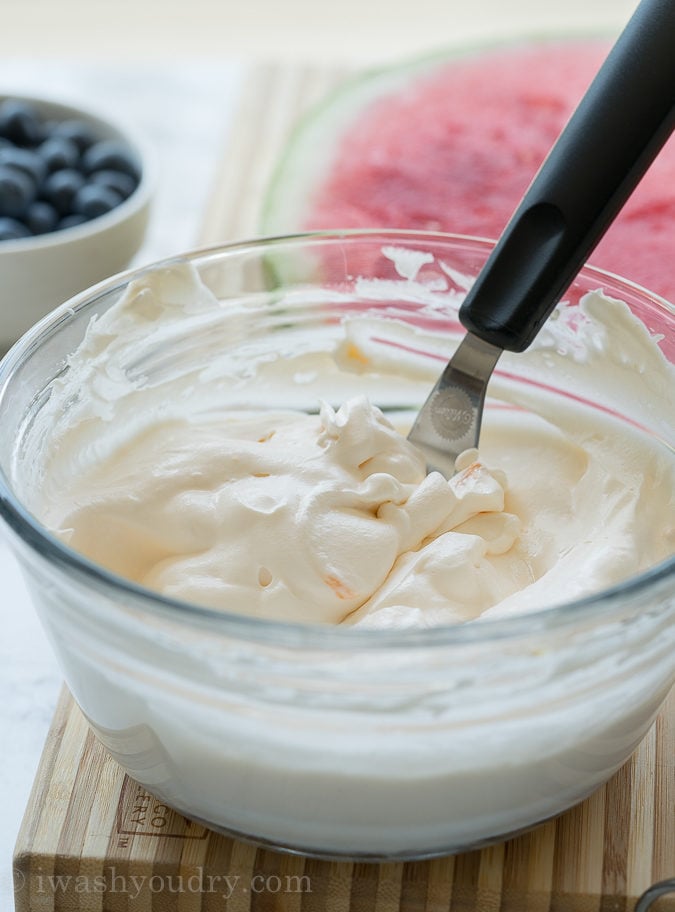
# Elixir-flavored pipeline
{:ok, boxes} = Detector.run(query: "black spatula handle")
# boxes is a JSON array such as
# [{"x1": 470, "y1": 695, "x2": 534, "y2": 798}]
[{"x1": 459, "y1": 0, "x2": 675, "y2": 353}]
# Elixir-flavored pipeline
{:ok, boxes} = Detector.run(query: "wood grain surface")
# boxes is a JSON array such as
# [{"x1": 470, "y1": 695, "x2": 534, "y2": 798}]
[
  {"x1": 12, "y1": 687, "x2": 675, "y2": 912},
  {"x1": 196, "y1": 63, "x2": 350, "y2": 246},
  {"x1": 12, "y1": 64, "x2": 675, "y2": 912}
]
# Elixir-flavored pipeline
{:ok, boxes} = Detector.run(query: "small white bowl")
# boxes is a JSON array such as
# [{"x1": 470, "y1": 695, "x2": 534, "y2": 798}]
[{"x1": 0, "y1": 94, "x2": 153, "y2": 352}]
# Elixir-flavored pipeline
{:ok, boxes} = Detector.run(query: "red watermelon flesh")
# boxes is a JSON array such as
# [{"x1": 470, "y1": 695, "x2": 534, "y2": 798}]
[{"x1": 303, "y1": 42, "x2": 675, "y2": 304}]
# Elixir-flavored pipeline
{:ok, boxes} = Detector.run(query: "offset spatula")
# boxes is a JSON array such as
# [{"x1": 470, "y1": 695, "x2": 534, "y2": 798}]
[{"x1": 408, "y1": 0, "x2": 675, "y2": 477}]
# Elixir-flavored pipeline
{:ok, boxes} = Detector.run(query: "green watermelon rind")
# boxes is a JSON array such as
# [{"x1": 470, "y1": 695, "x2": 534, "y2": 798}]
[
  {"x1": 260, "y1": 54, "x2": 440, "y2": 238},
  {"x1": 259, "y1": 45, "x2": 501, "y2": 286},
  {"x1": 259, "y1": 33, "x2": 603, "y2": 243}
]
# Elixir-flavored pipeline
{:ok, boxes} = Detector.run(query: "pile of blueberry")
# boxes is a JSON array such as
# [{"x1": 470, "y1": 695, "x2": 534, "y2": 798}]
[{"x1": 0, "y1": 98, "x2": 141, "y2": 243}]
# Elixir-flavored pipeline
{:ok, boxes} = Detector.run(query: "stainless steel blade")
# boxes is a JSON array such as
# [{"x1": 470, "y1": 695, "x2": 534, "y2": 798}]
[{"x1": 407, "y1": 333, "x2": 502, "y2": 477}]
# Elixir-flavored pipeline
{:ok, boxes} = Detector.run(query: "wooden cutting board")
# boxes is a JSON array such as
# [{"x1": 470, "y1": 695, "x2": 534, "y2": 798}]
[
  {"x1": 12, "y1": 64, "x2": 675, "y2": 912},
  {"x1": 12, "y1": 687, "x2": 675, "y2": 912}
]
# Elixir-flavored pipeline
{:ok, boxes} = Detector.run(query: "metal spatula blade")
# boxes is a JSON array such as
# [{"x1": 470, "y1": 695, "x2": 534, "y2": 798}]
[
  {"x1": 408, "y1": 0, "x2": 675, "y2": 476},
  {"x1": 406, "y1": 333, "x2": 501, "y2": 476}
]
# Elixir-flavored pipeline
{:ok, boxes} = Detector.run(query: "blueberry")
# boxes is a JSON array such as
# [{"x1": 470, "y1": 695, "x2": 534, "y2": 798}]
[
  {"x1": 25, "y1": 200, "x2": 59, "y2": 235},
  {"x1": 90, "y1": 168, "x2": 137, "y2": 200},
  {"x1": 0, "y1": 216, "x2": 31, "y2": 241},
  {"x1": 37, "y1": 136, "x2": 79, "y2": 173},
  {"x1": 58, "y1": 213, "x2": 90, "y2": 230},
  {"x1": 42, "y1": 168, "x2": 85, "y2": 215},
  {"x1": 51, "y1": 119, "x2": 97, "y2": 153},
  {"x1": 0, "y1": 146, "x2": 47, "y2": 185},
  {"x1": 73, "y1": 183, "x2": 123, "y2": 218},
  {"x1": 0, "y1": 100, "x2": 44, "y2": 146},
  {"x1": 82, "y1": 140, "x2": 140, "y2": 180},
  {"x1": 0, "y1": 165, "x2": 36, "y2": 217}
]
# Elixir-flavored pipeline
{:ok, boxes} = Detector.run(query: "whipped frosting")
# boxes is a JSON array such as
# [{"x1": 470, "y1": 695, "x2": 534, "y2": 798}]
[{"x1": 23, "y1": 261, "x2": 675, "y2": 628}]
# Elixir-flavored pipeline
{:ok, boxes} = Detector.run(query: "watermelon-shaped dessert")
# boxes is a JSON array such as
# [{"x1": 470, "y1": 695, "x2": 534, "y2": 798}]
[{"x1": 262, "y1": 41, "x2": 675, "y2": 304}]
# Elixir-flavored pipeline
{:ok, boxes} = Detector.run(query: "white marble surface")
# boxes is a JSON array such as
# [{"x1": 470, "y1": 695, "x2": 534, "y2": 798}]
[
  {"x1": 0, "y1": 57, "x2": 245, "y2": 909},
  {"x1": 4, "y1": 0, "x2": 635, "y2": 64}
]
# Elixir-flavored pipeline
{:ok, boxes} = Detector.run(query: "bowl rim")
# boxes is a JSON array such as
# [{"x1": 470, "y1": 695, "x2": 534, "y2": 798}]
[
  {"x1": 0, "y1": 228, "x2": 673, "y2": 649},
  {"x1": 0, "y1": 91, "x2": 154, "y2": 254}
]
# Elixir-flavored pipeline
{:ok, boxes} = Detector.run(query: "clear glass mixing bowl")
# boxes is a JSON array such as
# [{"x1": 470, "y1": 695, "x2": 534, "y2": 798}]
[{"x1": 0, "y1": 231, "x2": 673, "y2": 860}]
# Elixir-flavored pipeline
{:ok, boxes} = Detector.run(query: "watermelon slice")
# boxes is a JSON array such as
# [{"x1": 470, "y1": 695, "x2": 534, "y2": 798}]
[{"x1": 262, "y1": 41, "x2": 675, "y2": 305}]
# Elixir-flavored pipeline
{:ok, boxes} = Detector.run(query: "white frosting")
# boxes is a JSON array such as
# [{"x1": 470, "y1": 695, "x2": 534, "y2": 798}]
[
  {"x1": 16, "y1": 256, "x2": 675, "y2": 858},
  {"x1": 23, "y1": 261, "x2": 675, "y2": 628}
]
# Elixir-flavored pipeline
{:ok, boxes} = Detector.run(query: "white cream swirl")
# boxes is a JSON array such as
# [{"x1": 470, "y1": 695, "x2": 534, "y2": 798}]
[{"x1": 51, "y1": 395, "x2": 524, "y2": 625}]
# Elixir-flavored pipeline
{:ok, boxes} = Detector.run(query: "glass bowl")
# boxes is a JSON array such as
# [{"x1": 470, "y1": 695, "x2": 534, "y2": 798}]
[{"x1": 0, "y1": 230, "x2": 673, "y2": 861}]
